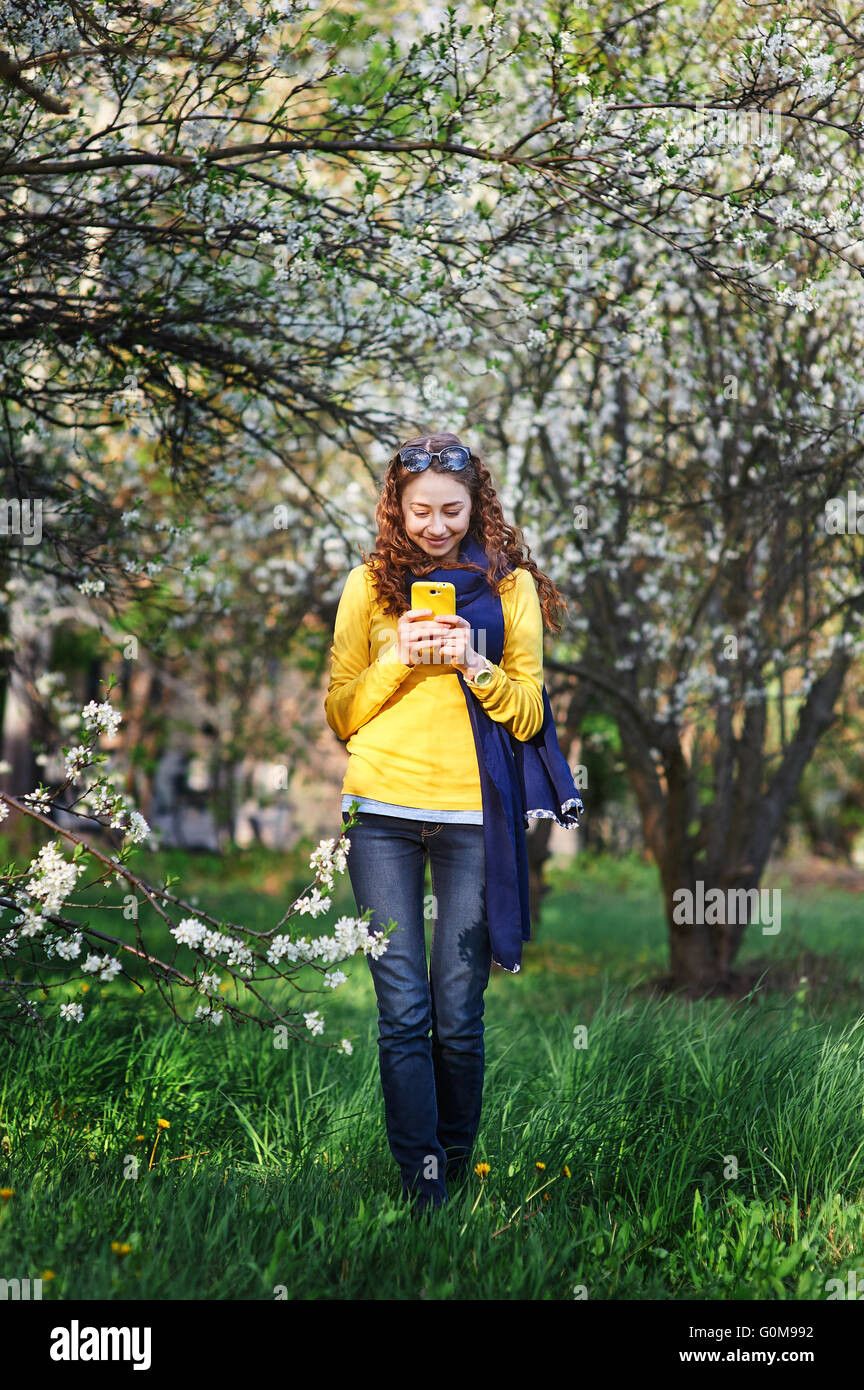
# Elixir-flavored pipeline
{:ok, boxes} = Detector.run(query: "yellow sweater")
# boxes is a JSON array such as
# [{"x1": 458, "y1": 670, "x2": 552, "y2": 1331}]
[{"x1": 324, "y1": 562, "x2": 545, "y2": 810}]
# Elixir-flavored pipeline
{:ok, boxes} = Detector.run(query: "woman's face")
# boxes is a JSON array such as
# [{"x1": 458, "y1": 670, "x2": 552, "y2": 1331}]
[{"x1": 400, "y1": 470, "x2": 472, "y2": 565}]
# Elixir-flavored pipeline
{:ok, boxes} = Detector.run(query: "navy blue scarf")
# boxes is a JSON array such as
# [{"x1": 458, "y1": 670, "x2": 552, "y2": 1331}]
[{"x1": 405, "y1": 534, "x2": 583, "y2": 973}]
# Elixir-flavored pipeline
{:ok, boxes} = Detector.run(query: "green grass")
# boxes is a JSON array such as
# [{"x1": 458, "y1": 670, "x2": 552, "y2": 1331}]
[{"x1": 1, "y1": 847, "x2": 863, "y2": 1300}]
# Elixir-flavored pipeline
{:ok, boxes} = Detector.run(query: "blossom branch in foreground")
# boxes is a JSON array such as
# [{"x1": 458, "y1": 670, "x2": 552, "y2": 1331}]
[{"x1": 0, "y1": 679, "x2": 390, "y2": 1050}]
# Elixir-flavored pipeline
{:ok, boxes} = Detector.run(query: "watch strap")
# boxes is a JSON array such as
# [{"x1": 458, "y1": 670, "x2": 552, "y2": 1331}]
[{"x1": 467, "y1": 658, "x2": 495, "y2": 686}]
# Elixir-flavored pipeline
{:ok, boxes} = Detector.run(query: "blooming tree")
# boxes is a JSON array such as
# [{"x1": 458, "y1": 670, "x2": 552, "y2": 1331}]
[
  {"x1": 0, "y1": 679, "x2": 390, "y2": 1042},
  {"x1": 3, "y1": 0, "x2": 864, "y2": 995},
  {"x1": 420, "y1": 7, "x2": 864, "y2": 989}
]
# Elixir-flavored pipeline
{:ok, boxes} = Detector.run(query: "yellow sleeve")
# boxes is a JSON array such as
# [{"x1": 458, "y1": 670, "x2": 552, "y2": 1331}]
[
  {"x1": 467, "y1": 567, "x2": 545, "y2": 741},
  {"x1": 324, "y1": 565, "x2": 413, "y2": 742}
]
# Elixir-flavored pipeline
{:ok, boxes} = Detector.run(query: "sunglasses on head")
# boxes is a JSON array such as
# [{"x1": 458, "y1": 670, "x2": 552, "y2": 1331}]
[{"x1": 397, "y1": 444, "x2": 470, "y2": 472}]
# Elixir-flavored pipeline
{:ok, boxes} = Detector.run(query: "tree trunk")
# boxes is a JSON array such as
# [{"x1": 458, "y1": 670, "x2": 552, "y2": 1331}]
[
  {"x1": 661, "y1": 861, "x2": 761, "y2": 996},
  {"x1": 616, "y1": 633, "x2": 857, "y2": 993},
  {"x1": 1, "y1": 590, "x2": 52, "y2": 846}
]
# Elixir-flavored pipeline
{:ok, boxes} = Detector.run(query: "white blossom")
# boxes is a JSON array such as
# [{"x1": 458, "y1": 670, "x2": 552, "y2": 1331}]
[
  {"x1": 24, "y1": 842, "x2": 85, "y2": 916},
  {"x1": 64, "y1": 745, "x2": 91, "y2": 782},
  {"x1": 194, "y1": 1003, "x2": 224, "y2": 1024},
  {"x1": 126, "y1": 811, "x2": 151, "y2": 843},
  {"x1": 293, "y1": 887, "x2": 331, "y2": 917},
  {"x1": 308, "y1": 836, "x2": 348, "y2": 890},
  {"x1": 80, "y1": 700, "x2": 122, "y2": 738},
  {"x1": 55, "y1": 932, "x2": 83, "y2": 961},
  {"x1": 171, "y1": 917, "x2": 208, "y2": 947}
]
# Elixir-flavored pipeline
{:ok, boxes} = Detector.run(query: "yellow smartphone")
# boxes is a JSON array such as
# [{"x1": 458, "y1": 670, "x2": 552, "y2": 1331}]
[{"x1": 410, "y1": 581, "x2": 456, "y2": 663}]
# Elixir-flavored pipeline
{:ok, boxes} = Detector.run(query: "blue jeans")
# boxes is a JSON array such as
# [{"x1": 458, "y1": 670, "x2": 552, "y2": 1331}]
[{"x1": 341, "y1": 810, "x2": 491, "y2": 1210}]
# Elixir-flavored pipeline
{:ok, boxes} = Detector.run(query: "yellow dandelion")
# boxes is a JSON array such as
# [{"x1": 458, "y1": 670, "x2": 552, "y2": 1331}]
[
  {"x1": 149, "y1": 1120, "x2": 170, "y2": 1170},
  {"x1": 543, "y1": 1192, "x2": 550, "y2": 1201},
  {"x1": 535, "y1": 1161, "x2": 546, "y2": 1171},
  {"x1": 111, "y1": 1241, "x2": 132, "y2": 1257},
  {"x1": 563, "y1": 1165, "x2": 571, "y2": 1178},
  {"x1": 42, "y1": 1270, "x2": 56, "y2": 1281},
  {"x1": 474, "y1": 1162, "x2": 490, "y2": 1178},
  {"x1": 135, "y1": 1135, "x2": 145, "y2": 1143},
  {"x1": 0, "y1": 1188, "x2": 13, "y2": 1202}
]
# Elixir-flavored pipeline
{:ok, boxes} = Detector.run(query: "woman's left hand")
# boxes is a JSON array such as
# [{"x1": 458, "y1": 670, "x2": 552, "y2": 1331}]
[{"x1": 431, "y1": 614, "x2": 485, "y2": 677}]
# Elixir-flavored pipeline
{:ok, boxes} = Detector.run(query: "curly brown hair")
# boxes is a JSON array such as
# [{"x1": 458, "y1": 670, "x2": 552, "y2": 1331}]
[{"x1": 359, "y1": 432, "x2": 567, "y2": 632}]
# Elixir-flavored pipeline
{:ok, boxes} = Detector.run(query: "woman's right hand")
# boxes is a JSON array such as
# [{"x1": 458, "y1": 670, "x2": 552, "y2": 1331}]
[{"x1": 395, "y1": 608, "x2": 450, "y2": 666}]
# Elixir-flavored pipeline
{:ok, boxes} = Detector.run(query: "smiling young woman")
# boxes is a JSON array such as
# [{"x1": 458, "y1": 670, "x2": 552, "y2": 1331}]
[{"x1": 323, "y1": 431, "x2": 584, "y2": 1217}]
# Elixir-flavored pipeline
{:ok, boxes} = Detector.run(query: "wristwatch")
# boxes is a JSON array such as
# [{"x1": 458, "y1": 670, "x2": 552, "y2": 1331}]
[{"x1": 465, "y1": 657, "x2": 495, "y2": 689}]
